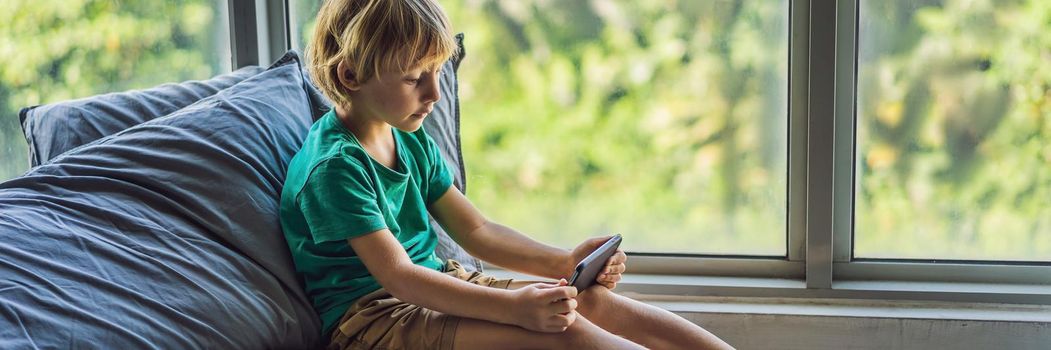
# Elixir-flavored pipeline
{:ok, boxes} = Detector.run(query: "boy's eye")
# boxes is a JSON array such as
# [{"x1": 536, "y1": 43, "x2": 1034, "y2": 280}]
[{"x1": 405, "y1": 77, "x2": 420, "y2": 85}]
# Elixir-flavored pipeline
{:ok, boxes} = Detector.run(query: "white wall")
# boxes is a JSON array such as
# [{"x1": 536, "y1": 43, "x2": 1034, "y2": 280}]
[{"x1": 645, "y1": 298, "x2": 1051, "y2": 350}]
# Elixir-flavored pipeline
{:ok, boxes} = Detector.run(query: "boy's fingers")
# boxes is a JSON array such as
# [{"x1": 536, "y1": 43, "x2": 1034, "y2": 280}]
[
  {"x1": 605, "y1": 264, "x2": 626, "y2": 275},
  {"x1": 534, "y1": 278, "x2": 571, "y2": 291},
  {"x1": 555, "y1": 310, "x2": 577, "y2": 328},
  {"x1": 598, "y1": 273, "x2": 621, "y2": 288},
  {"x1": 550, "y1": 297, "x2": 577, "y2": 314},
  {"x1": 543, "y1": 286, "x2": 577, "y2": 300},
  {"x1": 606, "y1": 250, "x2": 627, "y2": 265}
]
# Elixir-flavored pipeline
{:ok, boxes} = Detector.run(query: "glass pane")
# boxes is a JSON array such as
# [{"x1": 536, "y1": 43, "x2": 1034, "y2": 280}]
[
  {"x1": 856, "y1": 0, "x2": 1051, "y2": 261},
  {"x1": 450, "y1": 0, "x2": 790, "y2": 255},
  {"x1": 0, "y1": 0, "x2": 232, "y2": 181},
  {"x1": 290, "y1": 1, "x2": 323, "y2": 52},
  {"x1": 292, "y1": 0, "x2": 790, "y2": 255}
]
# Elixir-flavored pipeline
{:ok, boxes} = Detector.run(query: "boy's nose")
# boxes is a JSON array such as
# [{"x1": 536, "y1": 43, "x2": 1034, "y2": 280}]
[{"x1": 422, "y1": 75, "x2": 441, "y2": 103}]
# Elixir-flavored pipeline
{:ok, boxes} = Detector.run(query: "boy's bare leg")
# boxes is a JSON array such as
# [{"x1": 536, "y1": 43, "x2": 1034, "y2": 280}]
[
  {"x1": 572, "y1": 284, "x2": 734, "y2": 350},
  {"x1": 451, "y1": 312, "x2": 646, "y2": 350},
  {"x1": 507, "y1": 281, "x2": 732, "y2": 349}
]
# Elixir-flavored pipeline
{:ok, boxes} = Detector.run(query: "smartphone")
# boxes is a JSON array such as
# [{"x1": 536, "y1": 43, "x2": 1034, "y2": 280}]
[{"x1": 568, "y1": 234, "x2": 623, "y2": 291}]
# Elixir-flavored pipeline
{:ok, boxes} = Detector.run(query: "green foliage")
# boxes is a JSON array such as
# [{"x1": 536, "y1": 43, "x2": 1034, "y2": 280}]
[
  {"x1": 442, "y1": 0, "x2": 789, "y2": 254},
  {"x1": 855, "y1": 0, "x2": 1051, "y2": 260},
  {"x1": 0, "y1": 0, "x2": 227, "y2": 180}
]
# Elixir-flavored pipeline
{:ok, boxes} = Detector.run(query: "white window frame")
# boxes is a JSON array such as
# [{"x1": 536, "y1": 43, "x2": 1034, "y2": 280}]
[{"x1": 232, "y1": 0, "x2": 1051, "y2": 305}]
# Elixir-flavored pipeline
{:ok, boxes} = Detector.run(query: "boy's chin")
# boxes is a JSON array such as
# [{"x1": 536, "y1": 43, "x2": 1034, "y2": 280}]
[{"x1": 391, "y1": 118, "x2": 425, "y2": 133}]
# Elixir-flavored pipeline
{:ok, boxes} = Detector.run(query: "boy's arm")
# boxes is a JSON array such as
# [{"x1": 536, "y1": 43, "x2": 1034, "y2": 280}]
[
  {"x1": 429, "y1": 186, "x2": 579, "y2": 279},
  {"x1": 348, "y1": 228, "x2": 578, "y2": 332}
]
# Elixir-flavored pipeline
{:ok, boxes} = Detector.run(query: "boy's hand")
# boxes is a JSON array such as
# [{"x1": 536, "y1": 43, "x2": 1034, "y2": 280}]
[
  {"x1": 508, "y1": 279, "x2": 578, "y2": 332},
  {"x1": 596, "y1": 247, "x2": 626, "y2": 289},
  {"x1": 570, "y1": 236, "x2": 628, "y2": 290}
]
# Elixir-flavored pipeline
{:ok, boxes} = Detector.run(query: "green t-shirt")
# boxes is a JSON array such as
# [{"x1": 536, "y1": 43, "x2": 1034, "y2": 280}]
[{"x1": 279, "y1": 109, "x2": 453, "y2": 335}]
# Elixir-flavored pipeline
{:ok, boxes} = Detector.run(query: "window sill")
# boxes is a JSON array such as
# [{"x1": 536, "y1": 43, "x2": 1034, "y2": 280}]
[{"x1": 485, "y1": 269, "x2": 1051, "y2": 322}]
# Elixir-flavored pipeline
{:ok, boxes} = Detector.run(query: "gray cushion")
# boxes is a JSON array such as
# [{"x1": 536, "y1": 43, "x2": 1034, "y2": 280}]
[
  {"x1": 19, "y1": 66, "x2": 264, "y2": 167},
  {"x1": 1, "y1": 51, "x2": 321, "y2": 348}
]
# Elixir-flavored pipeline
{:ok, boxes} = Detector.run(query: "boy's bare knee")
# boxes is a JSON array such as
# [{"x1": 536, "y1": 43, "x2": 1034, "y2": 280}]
[
  {"x1": 557, "y1": 314, "x2": 602, "y2": 349},
  {"x1": 558, "y1": 314, "x2": 646, "y2": 350},
  {"x1": 576, "y1": 285, "x2": 615, "y2": 314}
]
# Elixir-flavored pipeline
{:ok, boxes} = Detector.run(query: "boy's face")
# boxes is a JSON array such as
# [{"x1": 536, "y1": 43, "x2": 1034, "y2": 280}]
[{"x1": 347, "y1": 65, "x2": 441, "y2": 132}]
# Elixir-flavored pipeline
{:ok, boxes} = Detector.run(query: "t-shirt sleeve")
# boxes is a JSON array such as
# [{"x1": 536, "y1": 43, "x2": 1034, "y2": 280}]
[
  {"x1": 297, "y1": 156, "x2": 387, "y2": 243},
  {"x1": 422, "y1": 131, "x2": 454, "y2": 204}
]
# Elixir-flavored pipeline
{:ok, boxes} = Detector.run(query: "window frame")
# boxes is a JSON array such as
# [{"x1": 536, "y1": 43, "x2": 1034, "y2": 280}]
[
  {"x1": 228, "y1": 0, "x2": 289, "y2": 68},
  {"x1": 234, "y1": 0, "x2": 1051, "y2": 304},
  {"x1": 829, "y1": 0, "x2": 1051, "y2": 288}
]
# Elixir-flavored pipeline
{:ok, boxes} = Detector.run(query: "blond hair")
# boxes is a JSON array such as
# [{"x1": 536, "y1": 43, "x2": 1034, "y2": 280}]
[{"x1": 306, "y1": 0, "x2": 457, "y2": 109}]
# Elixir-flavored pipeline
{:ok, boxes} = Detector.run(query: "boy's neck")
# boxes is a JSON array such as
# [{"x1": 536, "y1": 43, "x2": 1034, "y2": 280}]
[{"x1": 334, "y1": 104, "x2": 393, "y2": 148}]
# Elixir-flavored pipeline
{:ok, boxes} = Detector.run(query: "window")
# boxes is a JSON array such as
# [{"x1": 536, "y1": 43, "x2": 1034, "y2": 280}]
[
  {"x1": 0, "y1": 0, "x2": 232, "y2": 181},
  {"x1": 855, "y1": 0, "x2": 1051, "y2": 261}
]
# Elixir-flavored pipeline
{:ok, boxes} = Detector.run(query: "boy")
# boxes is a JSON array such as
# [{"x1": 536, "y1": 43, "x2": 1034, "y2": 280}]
[{"x1": 280, "y1": 0, "x2": 734, "y2": 349}]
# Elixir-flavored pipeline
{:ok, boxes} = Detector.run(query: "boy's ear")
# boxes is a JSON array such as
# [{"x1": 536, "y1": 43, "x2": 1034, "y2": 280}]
[{"x1": 336, "y1": 60, "x2": 362, "y2": 91}]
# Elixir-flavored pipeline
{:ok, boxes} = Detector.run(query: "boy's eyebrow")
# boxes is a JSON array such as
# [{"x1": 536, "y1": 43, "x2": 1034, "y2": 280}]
[{"x1": 407, "y1": 65, "x2": 444, "y2": 75}]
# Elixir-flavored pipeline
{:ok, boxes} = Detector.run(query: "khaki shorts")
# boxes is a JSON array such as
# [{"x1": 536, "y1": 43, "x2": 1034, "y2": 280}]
[{"x1": 327, "y1": 260, "x2": 514, "y2": 350}]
